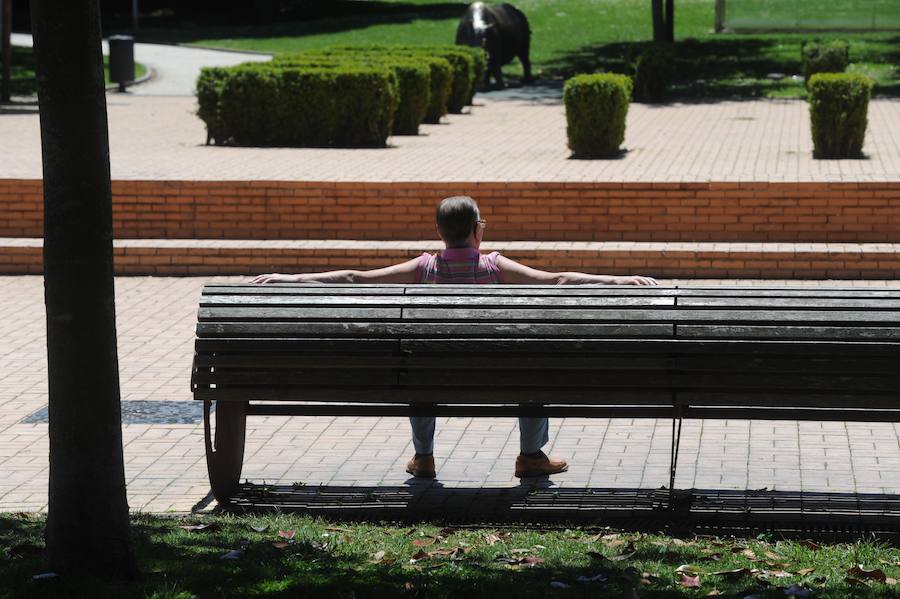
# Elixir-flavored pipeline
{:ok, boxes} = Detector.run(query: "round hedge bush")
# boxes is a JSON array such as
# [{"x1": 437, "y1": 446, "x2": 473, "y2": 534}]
[{"x1": 563, "y1": 73, "x2": 632, "y2": 158}]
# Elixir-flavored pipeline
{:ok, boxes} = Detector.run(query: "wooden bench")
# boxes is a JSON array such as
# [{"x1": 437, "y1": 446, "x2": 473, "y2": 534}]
[{"x1": 191, "y1": 283, "x2": 900, "y2": 504}]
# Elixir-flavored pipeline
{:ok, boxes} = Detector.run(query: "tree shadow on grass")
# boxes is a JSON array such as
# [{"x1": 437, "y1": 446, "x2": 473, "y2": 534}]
[
  {"x1": 542, "y1": 36, "x2": 900, "y2": 101},
  {"x1": 135, "y1": 1, "x2": 467, "y2": 46}
]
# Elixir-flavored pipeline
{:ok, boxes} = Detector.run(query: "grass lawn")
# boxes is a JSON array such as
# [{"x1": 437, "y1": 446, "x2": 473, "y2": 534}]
[
  {"x1": 9, "y1": 45, "x2": 148, "y2": 96},
  {"x1": 2, "y1": 512, "x2": 900, "y2": 598},
  {"x1": 139, "y1": 0, "x2": 900, "y2": 99}
]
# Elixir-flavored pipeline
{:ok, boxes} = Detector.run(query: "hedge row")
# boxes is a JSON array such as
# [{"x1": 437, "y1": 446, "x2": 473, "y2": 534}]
[
  {"x1": 197, "y1": 45, "x2": 484, "y2": 147},
  {"x1": 197, "y1": 64, "x2": 399, "y2": 147}
]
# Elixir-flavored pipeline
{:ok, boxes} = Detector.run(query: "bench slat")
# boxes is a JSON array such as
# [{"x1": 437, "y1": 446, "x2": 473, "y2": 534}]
[
  {"x1": 194, "y1": 354, "x2": 673, "y2": 370},
  {"x1": 196, "y1": 323, "x2": 675, "y2": 338},
  {"x1": 197, "y1": 306, "x2": 401, "y2": 322},
  {"x1": 200, "y1": 295, "x2": 676, "y2": 308},
  {"x1": 678, "y1": 325, "x2": 900, "y2": 341},
  {"x1": 402, "y1": 308, "x2": 900, "y2": 323},
  {"x1": 679, "y1": 392, "x2": 899, "y2": 409},
  {"x1": 193, "y1": 387, "x2": 674, "y2": 404},
  {"x1": 678, "y1": 297, "x2": 900, "y2": 309}
]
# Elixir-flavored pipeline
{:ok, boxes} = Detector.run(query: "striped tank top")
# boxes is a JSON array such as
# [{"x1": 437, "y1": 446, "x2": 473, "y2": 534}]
[{"x1": 414, "y1": 247, "x2": 502, "y2": 284}]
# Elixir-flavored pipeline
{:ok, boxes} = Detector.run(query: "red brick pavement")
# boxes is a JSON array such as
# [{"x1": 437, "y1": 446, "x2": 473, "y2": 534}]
[{"x1": 1, "y1": 96, "x2": 899, "y2": 182}]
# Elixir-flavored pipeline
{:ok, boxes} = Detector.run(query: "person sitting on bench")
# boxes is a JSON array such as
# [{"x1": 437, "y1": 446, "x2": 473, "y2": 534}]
[{"x1": 252, "y1": 195, "x2": 658, "y2": 479}]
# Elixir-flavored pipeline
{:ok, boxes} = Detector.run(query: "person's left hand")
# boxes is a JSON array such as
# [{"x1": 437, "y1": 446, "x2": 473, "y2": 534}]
[
  {"x1": 251, "y1": 273, "x2": 300, "y2": 284},
  {"x1": 614, "y1": 275, "x2": 658, "y2": 286}
]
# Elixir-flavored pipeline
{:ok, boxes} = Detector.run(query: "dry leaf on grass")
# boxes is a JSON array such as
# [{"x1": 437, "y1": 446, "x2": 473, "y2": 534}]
[
  {"x1": 412, "y1": 537, "x2": 437, "y2": 548},
  {"x1": 847, "y1": 565, "x2": 887, "y2": 583},
  {"x1": 799, "y1": 540, "x2": 821, "y2": 550},
  {"x1": 277, "y1": 530, "x2": 295, "y2": 540},
  {"x1": 710, "y1": 568, "x2": 752, "y2": 579},
  {"x1": 675, "y1": 564, "x2": 701, "y2": 574},
  {"x1": 179, "y1": 523, "x2": 221, "y2": 532},
  {"x1": 797, "y1": 567, "x2": 816, "y2": 576},
  {"x1": 678, "y1": 574, "x2": 701, "y2": 588}
]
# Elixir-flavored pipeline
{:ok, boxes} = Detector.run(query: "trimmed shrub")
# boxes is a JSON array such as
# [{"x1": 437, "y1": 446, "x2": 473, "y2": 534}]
[
  {"x1": 417, "y1": 47, "x2": 475, "y2": 113},
  {"x1": 196, "y1": 67, "x2": 229, "y2": 144},
  {"x1": 808, "y1": 73, "x2": 872, "y2": 159},
  {"x1": 196, "y1": 64, "x2": 398, "y2": 147},
  {"x1": 631, "y1": 44, "x2": 674, "y2": 103},
  {"x1": 337, "y1": 45, "x2": 475, "y2": 114},
  {"x1": 276, "y1": 53, "x2": 430, "y2": 135},
  {"x1": 563, "y1": 74, "x2": 632, "y2": 158},
  {"x1": 459, "y1": 46, "x2": 487, "y2": 104},
  {"x1": 417, "y1": 56, "x2": 454, "y2": 123},
  {"x1": 802, "y1": 40, "x2": 849, "y2": 84}
]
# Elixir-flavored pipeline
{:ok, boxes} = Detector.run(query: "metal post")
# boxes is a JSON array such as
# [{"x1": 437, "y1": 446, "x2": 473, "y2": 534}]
[
  {"x1": 131, "y1": 0, "x2": 138, "y2": 37},
  {"x1": 668, "y1": 405, "x2": 684, "y2": 509}
]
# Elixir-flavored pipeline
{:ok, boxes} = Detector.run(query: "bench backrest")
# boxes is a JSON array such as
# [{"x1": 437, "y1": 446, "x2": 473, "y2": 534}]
[{"x1": 192, "y1": 284, "x2": 900, "y2": 419}]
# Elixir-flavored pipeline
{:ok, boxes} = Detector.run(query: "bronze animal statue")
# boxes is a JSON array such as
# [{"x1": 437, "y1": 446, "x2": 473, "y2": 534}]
[{"x1": 456, "y1": 2, "x2": 533, "y2": 86}]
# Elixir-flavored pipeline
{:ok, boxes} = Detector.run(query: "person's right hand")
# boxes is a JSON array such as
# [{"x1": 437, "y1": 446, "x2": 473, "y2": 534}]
[{"x1": 614, "y1": 275, "x2": 658, "y2": 286}]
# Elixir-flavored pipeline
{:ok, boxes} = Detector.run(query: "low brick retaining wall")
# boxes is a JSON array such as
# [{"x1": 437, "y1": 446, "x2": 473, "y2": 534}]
[
  {"x1": 4, "y1": 239, "x2": 899, "y2": 279},
  {"x1": 2, "y1": 179, "x2": 899, "y2": 242}
]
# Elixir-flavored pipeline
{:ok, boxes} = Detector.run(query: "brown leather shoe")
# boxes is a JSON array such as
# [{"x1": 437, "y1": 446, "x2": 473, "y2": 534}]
[
  {"x1": 406, "y1": 454, "x2": 436, "y2": 478},
  {"x1": 515, "y1": 451, "x2": 568, "y2": 478}
]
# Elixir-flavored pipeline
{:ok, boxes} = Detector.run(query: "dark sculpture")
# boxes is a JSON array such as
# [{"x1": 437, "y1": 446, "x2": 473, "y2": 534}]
[{"x1": 456, "y1": 2, "x2": 532, "y2": 86}]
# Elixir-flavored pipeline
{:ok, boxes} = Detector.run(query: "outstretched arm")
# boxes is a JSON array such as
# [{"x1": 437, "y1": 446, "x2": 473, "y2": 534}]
[
  {"x1": 251, "y1": 257, "x2": 420, "y2": 285},
  {"x1": 495, "y1": 255, "x2": 657, "y2": 286}
]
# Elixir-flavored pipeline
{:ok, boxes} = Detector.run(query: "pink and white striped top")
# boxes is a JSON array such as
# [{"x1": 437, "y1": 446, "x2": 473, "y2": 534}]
[{"x1": 414, "y1": 247, "x2": 502, "y2": 285}]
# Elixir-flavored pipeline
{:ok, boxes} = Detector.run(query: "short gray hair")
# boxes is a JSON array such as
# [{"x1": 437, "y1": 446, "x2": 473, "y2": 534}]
[{"x1": 436, "y1": 196, "x2": 480, "y2": 247}]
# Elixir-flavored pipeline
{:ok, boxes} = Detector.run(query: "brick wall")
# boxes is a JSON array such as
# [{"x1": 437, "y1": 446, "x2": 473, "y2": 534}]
[
  {"x1": 4, "y1": 241, "x2": 899, "y2": 279},
  {"x1": 2, "y1": 179, "x2": 899, "y2": 242}
]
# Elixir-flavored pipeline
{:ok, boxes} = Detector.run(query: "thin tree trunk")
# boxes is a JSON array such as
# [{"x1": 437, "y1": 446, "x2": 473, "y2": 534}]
[
  {"x1": 651, "y1": 0, "x2": 664, "y2": 42},
  {"x1": 664, "y1": 0, "x2": 675, "y2": 43},
  {"x1": 1, "y1": 0, "x2": 11, "y2": 102},
  {"x1": 30, "y1": 0, "x2": 136, "y2": 578}
]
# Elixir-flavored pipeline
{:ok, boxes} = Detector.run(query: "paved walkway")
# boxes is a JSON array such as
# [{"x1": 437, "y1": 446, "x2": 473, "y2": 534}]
[
  {"x1": 2, "y1": 275, "x2": 899, "y2": 514},
  {"x1": 10, "y1": 33, "x2": 271, "y2": 96},
  {"x1": 2, "y1": 94, "x2": 899, "y2": 182}
]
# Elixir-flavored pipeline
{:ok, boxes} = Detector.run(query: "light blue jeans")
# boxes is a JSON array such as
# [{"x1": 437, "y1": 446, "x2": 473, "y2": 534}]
[{"x1": 409, "y1": 417, "x2": 549, "y2": 455}]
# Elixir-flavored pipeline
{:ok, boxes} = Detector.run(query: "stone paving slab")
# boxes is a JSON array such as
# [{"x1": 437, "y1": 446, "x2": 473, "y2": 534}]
[
  {"x1": 2, "y1": 95, "x2": 900, "y2": 182},
  {"x1": 1, "y1": 275, "x2": 900, "y2": 514}
]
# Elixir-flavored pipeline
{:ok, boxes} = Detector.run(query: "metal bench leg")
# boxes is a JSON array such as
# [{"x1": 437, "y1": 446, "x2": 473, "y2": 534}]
[
  {"x1": 203, "y1": 400, "x2": 247, "y2": 503},
  {"x1": 669, "y1": 406, "x2": 684, "y2": 509}
]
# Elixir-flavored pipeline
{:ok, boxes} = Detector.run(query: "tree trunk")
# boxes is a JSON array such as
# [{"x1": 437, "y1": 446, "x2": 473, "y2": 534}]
[
  {"x1": 1, "y1": 0, "x2": 11, "y2": 102},
  {"x1": 30, "y1": 0, "x2": 137, "y2": 579},
  {"x1": 665, "y1": 0, "x2": 675, "y2": 43},
  {"x1": 651, "y1": 0, "x2": 675, "y2": 43},
  {"x1": 651, "y1": 0, "x2": 664, "y2": 42}
]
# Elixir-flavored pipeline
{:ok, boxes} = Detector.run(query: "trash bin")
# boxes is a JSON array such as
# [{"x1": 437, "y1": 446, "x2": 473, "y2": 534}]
[{"x1": 108, "y1": 35, "x2": 135, "y2": 92}]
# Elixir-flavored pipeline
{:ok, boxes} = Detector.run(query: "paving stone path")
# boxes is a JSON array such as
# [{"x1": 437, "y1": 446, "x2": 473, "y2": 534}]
[
  {"x1": 2, "y1": 95, "x2": 900, "y2": 182},
  {"x1": 2, "y1": 275, "x2": 899, "y2": 514}
]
